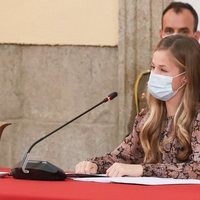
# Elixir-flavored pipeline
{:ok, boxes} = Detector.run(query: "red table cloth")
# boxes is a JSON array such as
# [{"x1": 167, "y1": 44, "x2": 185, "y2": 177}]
[{"x1": 0, "y1": 169, "x2": 200, "y2": 200}]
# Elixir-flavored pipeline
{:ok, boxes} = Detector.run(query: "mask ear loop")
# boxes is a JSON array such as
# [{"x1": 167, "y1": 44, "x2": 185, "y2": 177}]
[
  {"x1": 173, "y1": 71, "x2": 186, "y2": 78},
  {"x1": 172, "y1": 71, "x2": 187, "y2": 96},
  {"x1": 173, "y1": 78, "x2": 187, "y2": 96}
]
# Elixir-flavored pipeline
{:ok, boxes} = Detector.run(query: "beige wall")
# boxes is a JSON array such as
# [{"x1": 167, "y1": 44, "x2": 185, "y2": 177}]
[{"x1": 0, "y1": 0, "x2": 118, "y2": 46}]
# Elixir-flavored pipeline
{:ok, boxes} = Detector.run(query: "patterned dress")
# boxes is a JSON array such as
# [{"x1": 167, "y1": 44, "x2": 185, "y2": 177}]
[{"x1": 89, "y1": 110, "x2": 200, "y2": 179}]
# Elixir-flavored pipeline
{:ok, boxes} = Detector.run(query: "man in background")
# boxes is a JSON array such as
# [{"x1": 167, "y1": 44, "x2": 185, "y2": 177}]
[
  {"x1": 129, "y1": 1, "x2": 200, "y2": 133},
  {"x1": 160, "y1": 2, "x2": 200, "y2": 40}
]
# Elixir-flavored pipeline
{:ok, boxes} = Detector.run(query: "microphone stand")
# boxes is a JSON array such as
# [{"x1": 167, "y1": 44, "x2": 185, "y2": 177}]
[{"x1": 11, "y1": 92, "x2": 118, "y2": 181}]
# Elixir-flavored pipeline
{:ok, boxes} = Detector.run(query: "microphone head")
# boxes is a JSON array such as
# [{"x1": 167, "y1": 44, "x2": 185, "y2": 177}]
[{"x1": 103, "y1": 92, "x2": 118, "y2": 103}]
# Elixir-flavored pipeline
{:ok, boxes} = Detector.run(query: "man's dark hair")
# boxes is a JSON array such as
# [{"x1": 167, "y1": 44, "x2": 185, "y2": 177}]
[{"x1": 162, "y1": 2, "x2": 199, "y2": 32}]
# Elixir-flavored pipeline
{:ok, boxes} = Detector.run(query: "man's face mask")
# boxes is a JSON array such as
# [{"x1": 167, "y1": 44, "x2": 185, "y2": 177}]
[{"x1": 147, "y1": 71, "x2": 186, "y2": 101}]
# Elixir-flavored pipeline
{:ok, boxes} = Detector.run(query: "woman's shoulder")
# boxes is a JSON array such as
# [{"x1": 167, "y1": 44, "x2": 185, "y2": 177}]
[
  {"x1": 195, "y1": 103, "x2": 200, "y2": 120},
  {"x1": 192, "y1": 104, "x2": 200, "y2": 132}
]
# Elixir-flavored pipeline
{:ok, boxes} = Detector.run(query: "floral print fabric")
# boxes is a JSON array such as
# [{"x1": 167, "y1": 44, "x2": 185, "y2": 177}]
[{"x1": 89, "y1": 110, "x2": 200, "y2": 179}]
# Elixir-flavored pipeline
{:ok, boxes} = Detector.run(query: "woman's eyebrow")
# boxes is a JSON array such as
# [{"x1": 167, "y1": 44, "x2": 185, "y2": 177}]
[{"x1": 158, "y1": 64, "x2": 167, "y2": 68}]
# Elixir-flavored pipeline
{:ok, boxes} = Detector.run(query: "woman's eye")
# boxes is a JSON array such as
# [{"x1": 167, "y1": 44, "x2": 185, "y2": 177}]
[
  {"x1": 150, "y1": 65, "x2": 155, "y2": 70},
  {"x1": 161, "y1": 68, "x2": 167, "y2": 72}
]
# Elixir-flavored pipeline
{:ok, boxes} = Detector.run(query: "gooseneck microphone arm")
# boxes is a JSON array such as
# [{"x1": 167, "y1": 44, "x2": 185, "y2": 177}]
[{"x1": 21, "y1": 92, "x2": 118, "y2": 174}]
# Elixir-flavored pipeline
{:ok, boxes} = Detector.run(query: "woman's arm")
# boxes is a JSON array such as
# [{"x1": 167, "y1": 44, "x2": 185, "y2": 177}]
[
  {"x1": 142, "y1": 161, "x2": 200, "y2": 179},
  {"x1": 89, "y1": 112, "x2": 147, "y2": 174}
]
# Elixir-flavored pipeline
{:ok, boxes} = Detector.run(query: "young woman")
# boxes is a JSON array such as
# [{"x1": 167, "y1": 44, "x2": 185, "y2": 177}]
[{"x1": 75, "y1": 35, "x2": 200, "y2": 179}]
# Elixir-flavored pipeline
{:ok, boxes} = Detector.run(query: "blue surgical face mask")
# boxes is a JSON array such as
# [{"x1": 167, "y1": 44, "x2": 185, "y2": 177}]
[{"x1": 147, "y1": 71, "x2": 186, "y2": 101}]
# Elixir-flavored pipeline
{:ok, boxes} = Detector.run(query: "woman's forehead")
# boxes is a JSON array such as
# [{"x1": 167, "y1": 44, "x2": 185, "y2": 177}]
[
  {"x1": 152, "y1": 50, "x2": 173, "y2": 64},
  {"x1": 152, "y1": 50, "x2": 182, "y2": 71}
]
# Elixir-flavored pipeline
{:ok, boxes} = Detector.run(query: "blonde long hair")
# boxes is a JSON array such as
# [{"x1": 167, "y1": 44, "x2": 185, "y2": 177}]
[{"x1": 140, "y1": 35, "x2": 200, "y2": 163}]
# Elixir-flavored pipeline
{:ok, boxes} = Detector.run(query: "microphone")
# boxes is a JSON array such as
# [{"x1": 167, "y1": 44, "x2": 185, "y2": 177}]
[{"x1": 11, "y1": 92, "x2": 118, "y2": 181}]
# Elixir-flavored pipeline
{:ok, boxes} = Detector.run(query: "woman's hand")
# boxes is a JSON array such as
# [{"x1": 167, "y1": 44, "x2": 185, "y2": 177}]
[
  {"x1": 75, "y1": 161, "x2": 98, "y2": 174},
  {"x1": 106, "y1": 163, "x2": 143, "y2": 177}
]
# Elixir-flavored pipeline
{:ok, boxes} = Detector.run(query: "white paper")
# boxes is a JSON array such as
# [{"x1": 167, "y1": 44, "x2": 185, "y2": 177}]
[
  {"x1": 111, "y1": 177, "x2": 200, "y2": 185},
  {"x1": 71, "y1": 176, "x2": 200, "y2": 185},
  {"x1": 66, "y1": 173, "x2": 107, "y2": 178},
  {"x1": 71, "y1": 176, "x2": 113, "y2": 183}
]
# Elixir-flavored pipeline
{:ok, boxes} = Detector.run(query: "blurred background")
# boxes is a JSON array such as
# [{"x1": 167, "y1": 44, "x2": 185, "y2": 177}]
[{"x1": 0, "y1": 0, "x2": 199, "y2": 170}]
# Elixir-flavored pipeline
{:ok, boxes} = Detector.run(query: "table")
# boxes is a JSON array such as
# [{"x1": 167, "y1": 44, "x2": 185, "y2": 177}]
[{"x1": 0, "y1": 169, "x2": 200, "y2": 200}]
